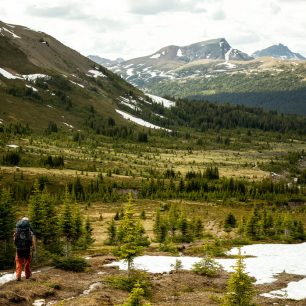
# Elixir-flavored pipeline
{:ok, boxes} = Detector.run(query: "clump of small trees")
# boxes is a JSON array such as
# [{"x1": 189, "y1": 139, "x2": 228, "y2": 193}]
[
  {"x1": 224, "y1": 206, "x2": 305, "y2": 242},
  {"x1": 153, "y1": 204, "x2": 203, "y2": 244}
]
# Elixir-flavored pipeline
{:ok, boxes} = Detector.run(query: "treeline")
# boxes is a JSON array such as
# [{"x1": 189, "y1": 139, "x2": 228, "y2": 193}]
[
  {"x1": 3, "y1": 167, "x2": 305, "y2": 205},
  {"x1": 139, "y1": 169, "x2": 304, "y2": 202},
  {"x1": 1, "y1": 174, "x2": 128, "y2": 203},
  {"x1": 165, "y1": 98, "x2": 306, "y2": 134}
]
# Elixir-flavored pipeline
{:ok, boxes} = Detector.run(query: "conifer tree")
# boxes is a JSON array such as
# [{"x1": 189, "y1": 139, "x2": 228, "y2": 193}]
[
  {"x1": 28, "y1": 181, "x2": 45, "y2": 239},
  {"x1": 40, "y1": 187, "x2": 58, "y2": 248},
  {"x1": 59, "y1": 188, "x2": 75, "y2": 256},
  {"x1": 193, "y1": 218, "x2": 204, "y2": 239},
  {"x1": 0, "y1": 190, "x2": 15, "y2": 268},
  {"x1": 122, "y1": 282, "x2": 151, "y2": 306},
  {"x1": 223, "y1": 250, "x2": 255, "y2": 306},
  {"x1": 116, "y1": 194, "x2": 149, "y2": 272},
  {"x1": 73, "y1": 202, "x2": 83, "y2": 243},
  {"x1": 84, "y1": 216, "x2": 94, "y2": 247},
  {"x1": 107, "y1": 218, "x2": 117, "y2": 245},
  {"x1": 224, "y1": 212, "x2": 237, "y2": 230}
]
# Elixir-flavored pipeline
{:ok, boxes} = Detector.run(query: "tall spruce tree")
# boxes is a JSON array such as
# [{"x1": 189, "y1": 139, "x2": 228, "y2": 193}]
[
  {"x1": 59, "y1": 188, "x2": 75, "y2": 256},
  {"x1": 40, "y1": 187, "x2": 58, "y2": 248},
  {"x1": 0, "y1": 190, "x2": 15, "y2": 268},
  {"x1": 116, "y1": 194, "x2": 149, "y2": 272},
  {"x1": 223, "y1": 250, "x2": 255, "y2": 306},
  {"x1": 28, "y1": 181, "x2": 45, "y2": 239}
]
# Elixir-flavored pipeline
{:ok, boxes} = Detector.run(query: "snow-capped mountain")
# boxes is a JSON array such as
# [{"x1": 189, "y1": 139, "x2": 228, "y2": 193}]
[
  {"x1": 253, "y1": 44, "x2": 305, "y2": 60},
  {"x1": 95, "y1": 38, "x2": 253, "y2": 89},
  {"x1": 142, "y1": 38, "x2": 253, "y2": 62},
  {"x1": 89, "y1": 38, "x2": 306, "y2": 115}
]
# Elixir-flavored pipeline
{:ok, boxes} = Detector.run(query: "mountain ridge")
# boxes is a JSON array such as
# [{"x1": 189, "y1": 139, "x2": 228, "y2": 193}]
[
  {"x1": 89, "y1": 38, "x2": 306, "y2": 115},
  {"x1": 253, "y1": 43, "x2": 305, "y2": 60}
]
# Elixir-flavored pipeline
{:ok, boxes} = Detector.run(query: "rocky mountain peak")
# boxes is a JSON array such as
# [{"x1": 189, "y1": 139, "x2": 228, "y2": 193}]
[{"x1": 253, "y1": 43, "x2": 305, "y2": 60}]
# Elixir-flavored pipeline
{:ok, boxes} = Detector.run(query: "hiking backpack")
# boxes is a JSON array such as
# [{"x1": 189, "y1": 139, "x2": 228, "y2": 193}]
[{"x1": 15, "y1": 219, "x2": 32, "y2": 250}]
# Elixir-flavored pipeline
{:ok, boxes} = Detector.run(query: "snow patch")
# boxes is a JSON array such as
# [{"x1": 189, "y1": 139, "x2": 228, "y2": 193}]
[
  {"x1": 150, "y1": 53, "x2": 161, "y2": 59},
  {"x1": 69, "y1": 80, "x2": 85, "y2": 88},
  {"x1": 6, "y1": 144, "x2": 19, "y2": 148},
  {"x1": 117, "y1": 96, "x2": 140, "y2": 111},
  {"x1": 0, "y1": 68, "x2": 23, "y2": 79},
  {"x1": 126, "y1": 68, "x2": 134, "y2": 76},
  {"x1": 2, "y1": 27, "x2": 21, "y2": 38},
  {"x1": 23, "y1": 74, "x2": 50, "y2": 81},
  {"x1": 63, "y1": 122, "x2": 73, "y2": 129},
  {"x1": 0, "y1": 270, "x2": 41, "y2": 286},
  {"x1": 116, "y1": 110, "x2": 171, "y2": 132},
  {"x1": 225, "y1": 48, "x2": 233, "y2": 62},
  {"x1": 177, "y1": 49, "x2": 183, "y2": 57},
  {"x1": 26, "y1": 84, "x2": 38, "y2": 92},
  {"x1": 87, "y1": 70, "x2": 106, "y2": 78},
  {"x1": 146, "y1": 94, "x2": 175, "y2": 108}
]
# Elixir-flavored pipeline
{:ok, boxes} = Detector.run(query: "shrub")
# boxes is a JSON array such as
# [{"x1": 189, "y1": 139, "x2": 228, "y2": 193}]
[
  {"x1": 203, "y1": 241, "x2": 226, "y2": 257},
  {"x1": 52, "y1": 256, "x2": 89, "y2": 272},
  {"x1": 106, "y1": 270, "x2": 151, "y2": 297},
  {"x1": 170, "y1": 259, "x2": 183, "y2": 272},
  {"x1": 159, "y1": 241, "x2": 179, "y2": 255},
  {"x1": 192, "y1": 257, "x2": 221, "y2": 277}
]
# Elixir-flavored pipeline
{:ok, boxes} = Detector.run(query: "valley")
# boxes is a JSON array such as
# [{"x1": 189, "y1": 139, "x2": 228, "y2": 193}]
[{"x1": 0, "y1": 18, "x2": 306, "y2": 306}]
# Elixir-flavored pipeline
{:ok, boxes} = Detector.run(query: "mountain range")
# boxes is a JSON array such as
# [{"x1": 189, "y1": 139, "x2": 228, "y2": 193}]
[
  {"x1": 91, "y1": 38, "x2": 306, "y2": 115},
  {"x1": 1, "y1": 19, "x2": 306, "y2": 140}
]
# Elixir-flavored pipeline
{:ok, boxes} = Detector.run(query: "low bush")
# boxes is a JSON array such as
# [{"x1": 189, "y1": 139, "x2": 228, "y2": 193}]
[
  {"x1": 106, "y1": 270, "x2": 151, "y2": 297},
  {"x1": 192, "y1": 257, "x2": 221, "y2": 277},
  {"x1": 52, "y1": 256, "x2": 89, "y2": 272}
]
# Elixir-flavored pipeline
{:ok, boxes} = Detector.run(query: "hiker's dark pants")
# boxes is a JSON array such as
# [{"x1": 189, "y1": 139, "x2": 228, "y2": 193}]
[{"x1": 15, "y1": 249, "x2": 31, "y2": 279}]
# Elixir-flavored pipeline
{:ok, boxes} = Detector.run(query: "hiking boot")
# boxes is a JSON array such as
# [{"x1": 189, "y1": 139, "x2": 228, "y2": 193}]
[
  {"x1": 26, "y1": 273, "x2": 32, "y2": 279},
  {"x1": 16, "y1": 277, "x2": 21, "y2": 281}
]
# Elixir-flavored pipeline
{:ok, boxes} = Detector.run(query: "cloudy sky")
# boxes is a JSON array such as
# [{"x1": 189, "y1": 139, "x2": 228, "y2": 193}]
[{"x1": 1, "y1": 0, "x2": 306, "y2": 60}]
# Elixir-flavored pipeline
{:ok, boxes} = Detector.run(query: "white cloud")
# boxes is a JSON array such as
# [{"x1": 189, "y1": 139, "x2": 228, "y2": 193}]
[
  {"x1": 127, "y1": 0, "x2": 208, "y2": 15},
  {"x1": 0, "y1": 0, "x2": 305, "y2": 60}
]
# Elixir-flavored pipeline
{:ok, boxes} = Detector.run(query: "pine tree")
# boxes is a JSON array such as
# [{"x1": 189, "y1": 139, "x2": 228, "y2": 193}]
[
  {"x1": 106, "y1": 218, "x2": 117, "y2": 245},
  {"x1": 122, "y1": 282, "x2": 151, "y2": 306},
  {"x1": 40, "y1": 187, "x2": 59, "y2": 249},
  {"x1": 59, "y1": 188, "x2": 75, "y2": 256},
  {"x1": 28, "y1": 181, "x2": 45, "y2": 239},
  {"x1": 116, "y1": 194, "x2": 149, "y2": 272},
  {"x1": 193, "y1": 218, "x2": 204, "y2": 239},
  {"x1": 224, "y1": 212, "x2": 237, "y2": 230},
  {"x1": 0, "y1": 190, "x2": 15, "y2": 268},
  {"x1": 73, "y1": 202, "x2": 83, "y2": 243},
  {"x1": 84, "y1": 216, "x2": 94, "y2": 247},
  {"x1": 223, "y1": 251, "x2": 255, "y2": 306}
]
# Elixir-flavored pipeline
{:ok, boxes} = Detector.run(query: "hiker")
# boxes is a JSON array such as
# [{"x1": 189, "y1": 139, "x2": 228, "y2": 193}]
[{"x1": 13, "y1": 217, "x2": 36, "y2": 281}]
